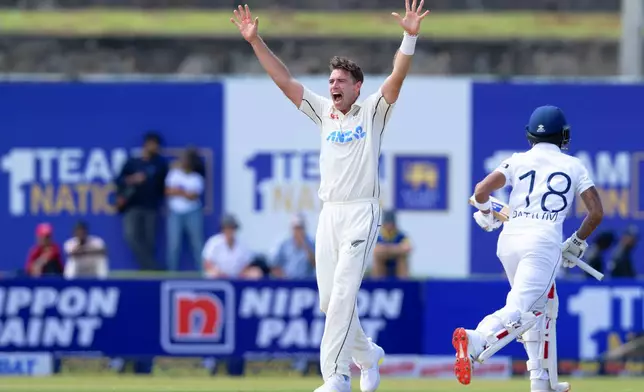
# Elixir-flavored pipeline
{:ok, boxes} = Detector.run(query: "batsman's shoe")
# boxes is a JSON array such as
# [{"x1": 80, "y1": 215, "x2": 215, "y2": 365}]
[
  {"x1": 353, "y1": 340, "x2": 385, "y2": 392},
  {"x1": 531, "y1": 380, "x2": 571, "y2": 392},
  {"x1": 452, "y1": 327, "x2": 475, "y2": 385},
  {"x1": 314, "y1": 374, "x2": 351, "y2": 392}
]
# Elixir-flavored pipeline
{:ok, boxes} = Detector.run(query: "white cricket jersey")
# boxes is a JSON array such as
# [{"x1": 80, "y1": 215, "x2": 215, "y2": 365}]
[
  {"x1": 494, "y1": 143, "x2": 595, "y2": 243},
  {"x1": 63, "y1": 236, "x2": 108, "y2": 279},
  {"x1": 298, "y1": 87, "x2": 394, "y2": 203}
]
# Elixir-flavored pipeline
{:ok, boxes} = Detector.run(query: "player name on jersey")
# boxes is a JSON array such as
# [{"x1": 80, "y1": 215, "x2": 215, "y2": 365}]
[{"x1": 511, "y1": 210, "x2": 559, "y2": 221}]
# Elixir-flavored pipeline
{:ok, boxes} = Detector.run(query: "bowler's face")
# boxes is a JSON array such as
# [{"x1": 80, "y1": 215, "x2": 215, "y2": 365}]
[{"x1": 329, "y1": 69, "x2": 361, "y2": 113}]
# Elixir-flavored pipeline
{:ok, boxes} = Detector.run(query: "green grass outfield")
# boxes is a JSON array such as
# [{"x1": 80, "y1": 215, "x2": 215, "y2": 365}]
[
  {"x1": 0, "y1": 10, "x2": 621, "y2": 39},
  {"x1": 1, "y1": 376, "x2": 640, "y2": 392}
]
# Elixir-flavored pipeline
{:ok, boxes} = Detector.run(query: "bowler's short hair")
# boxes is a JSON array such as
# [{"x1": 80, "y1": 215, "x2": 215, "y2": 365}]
[{"x1": 329, "y1": 56, "x2": 364, "y2": 84}]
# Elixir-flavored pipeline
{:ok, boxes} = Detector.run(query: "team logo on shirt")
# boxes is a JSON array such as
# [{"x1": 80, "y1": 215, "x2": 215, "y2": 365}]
[
  {"x1": 160, "y1": 281, "x2": 235, "y2": 354},
  {"x1": 326, "y1": 126, "x2": 366, "y2": 144},
  {"x1": 394, "y1": 155, "x2": 449, "y2": 211}
]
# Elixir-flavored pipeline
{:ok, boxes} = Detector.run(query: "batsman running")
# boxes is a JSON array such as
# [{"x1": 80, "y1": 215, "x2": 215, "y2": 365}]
[
  {"x1": 457, "y1": 105, "x2": 604, "y2": 392},
  {"x1": 231, "y1": 2, "x2": 429, "y2": 391}
]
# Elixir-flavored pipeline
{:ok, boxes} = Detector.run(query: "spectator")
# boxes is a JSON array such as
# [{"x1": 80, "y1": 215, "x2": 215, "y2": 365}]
[
  {"x1": 270, "y1": 213, "x2": 315, "y2": 279},
  {"x1": 582, "y1": 231, "x2": 615, "y2": 279},
  {"x1": 609, "y1": 225, "x2": 638, "y2": 278},
  {"x1": 25, "y1": 223, "x2": 64, "y2": 277},
  {"x1": 115, "y1": 131, "x2": 168, "y2": 270},
  {"x1": 202, "y1": 214, "x2": 262, "y2": 279},
  {"x1": 372, "y1": 210, "x2": 412, "y2": 279},
  {"x1": 165, "y1": 147, "x2": 205, "y2": 271},
  {"x1": 63, "y1": 221, "x2": 109, "y2": 279}
]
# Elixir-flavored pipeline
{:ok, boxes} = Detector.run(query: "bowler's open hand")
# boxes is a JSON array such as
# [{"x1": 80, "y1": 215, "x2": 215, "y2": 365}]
[
  {"x1": 392, "y1": 0, "x2": 430, "y2": 36},
  {"x1": 231, "y1": 4, "x2": 259, "y2": 43}
]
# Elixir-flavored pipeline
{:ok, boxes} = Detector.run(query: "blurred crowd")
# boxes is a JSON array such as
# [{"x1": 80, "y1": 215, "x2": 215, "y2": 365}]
[
  {"x1": 554, "y1": 228, "x2": 640, "y2": 280},
  {"x1": 21, "y1": 132, "x2": 416, "y2": 281},
  {"x1": 23, "y1": 131, "x2": 639, "y2": 282},
  {"x1": 580, "y1": 226, "x2": 639, "y2": 279},
  {"x1": 0, "y1": 0, "x2": 620, "y2": 11}
]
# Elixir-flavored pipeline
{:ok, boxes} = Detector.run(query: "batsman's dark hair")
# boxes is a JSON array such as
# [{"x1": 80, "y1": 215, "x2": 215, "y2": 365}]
[{"x1": 329, "y1": 56, "x2": 364, "y2": 84}]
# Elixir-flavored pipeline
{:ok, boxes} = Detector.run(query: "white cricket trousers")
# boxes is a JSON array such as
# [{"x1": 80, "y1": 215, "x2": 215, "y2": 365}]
[
  {"x1": 316, "y1": 198, "x2": 382, "y2": 380},
  {"x1": 476, "y1": 231, "x2": 562, "y2": 380}
]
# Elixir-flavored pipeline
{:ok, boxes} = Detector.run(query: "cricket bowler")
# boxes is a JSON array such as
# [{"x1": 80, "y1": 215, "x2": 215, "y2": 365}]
[
  {"x1": 231, "y1": 2, "x2": 429, "y2": 391},
  {"x1": 456, "y1": 105, "x2": 604, "y2": 392}
]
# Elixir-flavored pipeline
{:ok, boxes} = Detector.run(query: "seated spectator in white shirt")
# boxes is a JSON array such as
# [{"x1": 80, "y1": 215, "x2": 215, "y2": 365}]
[
  {"x1": 270, "y1": 214, "x2": 315, "y2": 279},
  {"x1": 202, "y1": 214, "x2": 262, "y2": 279},
  {"x1": 165, "y1": 148, "x2": 205, "y2": 271},
  {"x1": 63, "y1": 221, "x2": 108, "y2": 279}
]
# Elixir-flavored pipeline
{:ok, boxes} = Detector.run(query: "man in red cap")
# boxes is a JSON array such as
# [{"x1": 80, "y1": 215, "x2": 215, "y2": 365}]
[{"x1": 25, "y1": 223, "x2": 64, "y2": 277}]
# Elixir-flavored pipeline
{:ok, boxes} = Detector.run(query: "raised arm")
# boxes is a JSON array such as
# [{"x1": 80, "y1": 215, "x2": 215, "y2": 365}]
[
  {"x1": 381, "y1": 0, "x2": 430, "y2": 104},
  {"x1": 231, "y1": 5, "x2": 303, "y2": 107}
]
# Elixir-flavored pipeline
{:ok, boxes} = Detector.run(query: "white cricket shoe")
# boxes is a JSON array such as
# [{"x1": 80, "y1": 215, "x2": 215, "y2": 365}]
[
  {"x1": 313, "y1": 374, "x2": 351, "y2": 392},
  {"x1": 353, "y1": 339, "x2": 385, "y2": 392},
  {"x1": 531, "y1": 379, "x2": 571, "y2": 392}
]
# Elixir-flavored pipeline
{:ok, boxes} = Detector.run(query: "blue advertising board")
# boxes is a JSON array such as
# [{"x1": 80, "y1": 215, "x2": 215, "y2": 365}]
[
  {"x1": 0, "y1": 82, "x2": 224, "y2": 271},
  {"x1": 423, "y1": 279, "x2": 644, "y2": 361},
  {"x1": 0, "y1": 279, "x2": 423, "y2": 357},
  {"x1": 1, "y1": 277, "x2": 639, "y2": 362},
  {"x1": 471, "y1": 82, "x2": 644, "y2": 275}
]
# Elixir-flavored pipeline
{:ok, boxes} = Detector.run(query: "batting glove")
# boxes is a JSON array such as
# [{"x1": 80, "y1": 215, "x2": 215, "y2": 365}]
[
  {"x1": 473, "y1": 211, "x2": 502, "y2": 232},
  {"x1": 561, "y1": 232, "x2": 588, "y2": 259},
  {"x1": 561, "y1": 252, "x2": 577, "y2": 269}
]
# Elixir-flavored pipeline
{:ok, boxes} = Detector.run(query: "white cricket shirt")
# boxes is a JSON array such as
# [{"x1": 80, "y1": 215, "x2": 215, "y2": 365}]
[
  {"x1": 201, "y1": 233, "x2": 253, "y2": 277},
  {"x1": 165, "y1": 167, "x2": 204, "y2": 214},
  {"x1": 63, "y1": 235, "x2": 108, "y2": 279},
  {"x1": 494, "y1": 143, "x2": 595, "y2": 243},
  {"x1": 299, "y1": 87, "x2": 394, "y2": 203}
]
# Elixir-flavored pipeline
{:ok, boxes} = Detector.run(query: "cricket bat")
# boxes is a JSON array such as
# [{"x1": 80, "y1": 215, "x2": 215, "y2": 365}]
[{"x1": 469, "y1": 196, "x2": 605, "y2": 281}]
